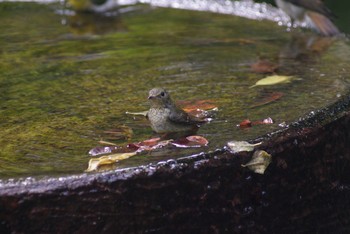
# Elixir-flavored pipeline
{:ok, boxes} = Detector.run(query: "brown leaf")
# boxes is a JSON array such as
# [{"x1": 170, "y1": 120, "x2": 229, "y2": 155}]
[
  {"x1": 139, "y1": 137, "x2": 161, "y2": 147},
  {"x1": 238, "y1": 119, "x2": 252, "y2": 128},
  {"x1": 172, "y1": 135, "x2": 209, "y2": 148},
  {"x1": 238, "y1": 117, "x2": 274, "y2": 128},
  {"x1": 177, "y1": 99, "x2": 217, "y2": 113},
  {"x1": 250, "y1": 92, "x2": 284, "y2": 108},
  {"x1": 186, "y1": 135, "x2": 209, "y2": 146},
  {"x1": 126, "y1": 143, "x2": 140, "y2": 151},
  {"x1": 252, "y1": 117, "x2": 274, "y2": 125}
]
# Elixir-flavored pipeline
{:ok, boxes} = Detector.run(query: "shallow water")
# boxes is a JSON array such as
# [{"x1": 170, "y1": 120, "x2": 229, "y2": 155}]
[{"x1": 0, "y1": 1, "x2": 350, "y2": 178}]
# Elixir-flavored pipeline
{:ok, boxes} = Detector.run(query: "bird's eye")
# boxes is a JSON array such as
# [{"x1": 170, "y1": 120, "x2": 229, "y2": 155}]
[{"x1": 160, "y1": 91, "x2": 165, "y2": 97}]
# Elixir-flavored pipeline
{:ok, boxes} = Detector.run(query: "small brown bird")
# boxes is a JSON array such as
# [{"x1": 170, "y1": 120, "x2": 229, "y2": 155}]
[
  {"x1": 147, "y1": 88, "x2": 206, "y2": 134},
  {"x1": 275, "y1": 0, "x2": 340, "y2": 36}
]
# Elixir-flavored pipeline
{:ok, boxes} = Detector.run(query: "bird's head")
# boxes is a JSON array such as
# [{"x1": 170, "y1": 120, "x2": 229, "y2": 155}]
[{"x1": 148, "y1": 88, "x2": 172, "y2": 107}]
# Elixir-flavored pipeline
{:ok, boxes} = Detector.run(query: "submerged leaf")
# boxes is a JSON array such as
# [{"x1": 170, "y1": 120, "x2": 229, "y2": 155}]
[
  {"x1": 86, "y1": 152, "x2": 137, "y2": 172},
  {"x1": 250, "y1": 92, "x2": 284, "y2": 108},
  {"x1": 178, "y1": 99, "x2": 217, "y2": 112},
  {"x1": 102, "y1": 125, "x2": 133, "y2": 140},
  {"x1": 250, "y1": 75, "x2": 295, "y2": 88},
  {"x1": 251, "y1": 60, "x2": 278, "y2": 74},
  {"x1": 241, "y1": 150, "x2": 272, "y2": 174},
  {"x1": 227, "y1": 141, "x2": 262, "y2": 153},
  {"x1": 177, "y1": 99, "x2": 218, "y2": 119}
]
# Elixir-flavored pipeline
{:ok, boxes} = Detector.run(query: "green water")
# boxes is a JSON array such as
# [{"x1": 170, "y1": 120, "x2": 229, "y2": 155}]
[{"x1": 0, "y1": 2, "x2": 349, "y2": 178}]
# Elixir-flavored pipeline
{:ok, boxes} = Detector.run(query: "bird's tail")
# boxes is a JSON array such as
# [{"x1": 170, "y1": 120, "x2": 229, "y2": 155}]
[{"x1": 306, "y1": 11, "x2": 340, "y2": 37}]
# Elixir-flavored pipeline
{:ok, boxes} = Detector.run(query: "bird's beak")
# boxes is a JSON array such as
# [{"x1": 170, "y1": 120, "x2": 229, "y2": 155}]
[{"x1": 148, "y1": 95, "x2": 154, "y2": 100}]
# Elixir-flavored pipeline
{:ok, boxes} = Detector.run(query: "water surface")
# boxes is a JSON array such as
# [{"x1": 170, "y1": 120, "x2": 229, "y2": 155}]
[{"x1": 0, "y1": 1, "x2": 349, "y2": 178}]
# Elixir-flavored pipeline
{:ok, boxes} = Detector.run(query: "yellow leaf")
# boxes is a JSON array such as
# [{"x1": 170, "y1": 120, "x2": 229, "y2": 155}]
[
  {"x1": 241, "y1": 150, "x2": 271, "y2": 174},
  {"x1": 250, "y1": 75, "x2": 295, "y2": 88},
  {"x1": 86, "y1": 152, "x2": 137, "y2": 172},
  {"x1": 98, "y1": 140, "x2": 117, "y2": 146},
  {"x1": 125, "y1": 111, "x2": 148, "y2": 117},
  {"x1": 227, "y1": 141, "x2": 262, "y2": 153}
]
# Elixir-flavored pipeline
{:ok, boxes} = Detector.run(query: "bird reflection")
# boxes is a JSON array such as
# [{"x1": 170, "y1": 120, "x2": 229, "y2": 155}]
[
  {"x1": 278, "y1": 33, "x2": 336, "y2": 73},
  {"x1": 66, "y1": 11, "x2": 126, "y2": 35}
]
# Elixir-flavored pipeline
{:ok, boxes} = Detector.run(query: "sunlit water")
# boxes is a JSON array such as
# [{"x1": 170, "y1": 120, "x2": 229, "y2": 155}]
[{"x1": 0, "y1": 1, "x2": 349, "y2": 178}]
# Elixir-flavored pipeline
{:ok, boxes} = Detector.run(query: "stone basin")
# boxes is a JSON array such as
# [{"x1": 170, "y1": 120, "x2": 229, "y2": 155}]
[
  {"x1": 1, "y1": 93, "x2": 349, "y2": 233},
  {"x1": 1, "y1": 0, "x2": 350, "y2": 233}
]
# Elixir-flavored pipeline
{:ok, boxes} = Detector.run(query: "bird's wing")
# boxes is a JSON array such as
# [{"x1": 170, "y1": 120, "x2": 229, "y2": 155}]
[
  {"x1": 287, "y1": 0, "x2": 335, "y2": 18},
  {"x1": 168, "y1": 107, "x2": 205, "y2": 125}
]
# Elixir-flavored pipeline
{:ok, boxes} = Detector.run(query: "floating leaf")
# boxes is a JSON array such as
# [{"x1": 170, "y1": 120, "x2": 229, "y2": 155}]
[
  {"x1": 250, "y1": 75, "x2": 295, "y2": 88},
  {"x1": 86, "y1": 135, "x2": 209, "y2": 172},
  {"x1": 172, "y1": 135, "x2": 209, "y2": 148},
  {"x1": 186, "y1": 135, "x2": 209, "y2": 146},
  {"x1": 98, "y1": 140, "x2": 117, "y2": 146},
  {"x1": 138, "y1": 137, "x2": 161, "y2": 147},
  {"x1": 241, "y1": 150, "x2": 272, "y2": 174},
  {"x1": 238, "y1": 119, "x2": 252, "y2": 128},
  {"x1": 86, "y1": 152, "x2": 137, "y2": 172},
  {"x1": 88, "y1": 134, "x2": 209, "y2": 159},
  {"x1": 135, "y1": 138, "x2": 169, "y2": 152},
  {"x1": 125, "y1": 111, "x2": 148, "y2": 117},
  {"x1": 253, "y1": 117, "x2": 274, "y2": 125},
  {"x1": 237, "y1": 117, "x2": 274, "y2": 128},
  {"x1": 251, "y1": 60, "x2": 278, "y2": 74},
  {"x1": 227, "y1": 141, "x2": 262, "y2": 153}
]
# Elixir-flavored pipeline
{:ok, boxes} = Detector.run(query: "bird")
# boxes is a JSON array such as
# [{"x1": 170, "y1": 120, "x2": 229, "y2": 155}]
[
  {"x1": 146, "y1": 88, "x2": 206, "y2": 134},
  {"x1": 275, "y1": 0, "x2": 340, "y2": 36}
]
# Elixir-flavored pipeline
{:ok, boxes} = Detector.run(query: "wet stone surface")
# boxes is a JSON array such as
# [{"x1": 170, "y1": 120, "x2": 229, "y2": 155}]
[{"x1": 0, "y1": 2, "x2": 349, "y2": 178}]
